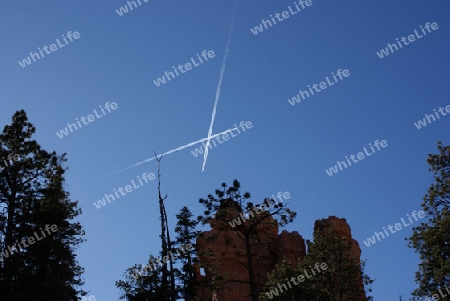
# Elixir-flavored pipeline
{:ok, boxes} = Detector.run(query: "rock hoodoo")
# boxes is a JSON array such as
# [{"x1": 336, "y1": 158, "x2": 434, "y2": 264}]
[{"x1": 195, "y1": 200, "x2": 364, "y2": 300}]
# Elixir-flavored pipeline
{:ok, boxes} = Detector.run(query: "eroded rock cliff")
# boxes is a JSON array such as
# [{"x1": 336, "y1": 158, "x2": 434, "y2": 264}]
[{"x1": 195, "y1": 200, "x2": 363, "y2": 300}]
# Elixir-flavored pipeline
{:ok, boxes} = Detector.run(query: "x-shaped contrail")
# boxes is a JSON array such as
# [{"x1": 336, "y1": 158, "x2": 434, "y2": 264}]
[
  {"x1": 108, "y1": 1, "x2": 239, "y2": 178},
  {"x1": 109, "y1": 127, "x2": 238, "y2": 176},
  {"x1": 201, "y1": 0, "x2": 238, "y2": 172}
]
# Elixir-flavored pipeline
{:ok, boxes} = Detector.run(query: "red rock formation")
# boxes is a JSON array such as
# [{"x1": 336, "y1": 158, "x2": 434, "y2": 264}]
[
  {"x1": 314, "y1": 216, "x2": 362, "y2": 261},
  {"x1": 196, "y1": 199, "x2": 306, "y2": 300},
  {"x1": 195, "y1": 201, "x2": 364, "y2": 301},
  {"x1": 314, "y1": 216, "x2": 366, "y2": 301}
]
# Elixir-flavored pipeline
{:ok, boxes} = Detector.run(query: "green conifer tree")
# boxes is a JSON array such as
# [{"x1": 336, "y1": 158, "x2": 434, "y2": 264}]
[
  {"x1": 408, "y1": 141, "x2": 450, "y2": 299},
  {"x1": 260, "y1": 221, "x2": 373, "y2": 301},
  {"x1": 174, "y1": 206, "x2": 200, "y2": 301},
  {"x1": 0, "y1": 110, "x2": 85, "y2": 301},
  {"x1": 116, "y1": 255, "x2": 166, "y2": 300}
]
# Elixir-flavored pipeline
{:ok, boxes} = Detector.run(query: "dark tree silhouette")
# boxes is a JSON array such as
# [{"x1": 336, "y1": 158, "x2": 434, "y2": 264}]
[
  {"x1": 174, "y1": 206, "x2": 200, "y2": 301},
  {"x1": 408, "y1": 141, "x2": 450, "y2": 300},
  {"x1": 116, "y1": 154, "x2": 178, "y2": 301},
  {"x1": 0, "y1": 110, "x2": 85, "y2": 301},
  {"x1": 261, "y1": 225, "x2": 373, "y2": 301}
]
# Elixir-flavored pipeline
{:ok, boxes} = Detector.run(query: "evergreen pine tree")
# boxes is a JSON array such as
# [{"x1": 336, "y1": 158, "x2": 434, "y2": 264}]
[
  {"x1": 0, "y1": 110, "x2": 85, "y2": 301},
  {"x1": 260, "y1": 259, "x2": 300, "y2": 301},
  {"x1": 174, "y1": 206, "x2": 200, "y2": 301},
  {"x1": 116, "y1": 255, "x2": 166, "y2": 301},
  {"x1": 260, "y1": 221, "x2": 373, "y2": 301},
  {"x1": 408, "y1": 141, "x2": 450, "y2": 299},
  {"x1": 304, "y1": 225, "x2": 373, "y2": 301}
]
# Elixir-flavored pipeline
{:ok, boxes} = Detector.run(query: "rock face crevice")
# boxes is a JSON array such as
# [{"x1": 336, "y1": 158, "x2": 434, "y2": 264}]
[{"x1": 196, "y1": 201, "x2": 364, "y2": 300}]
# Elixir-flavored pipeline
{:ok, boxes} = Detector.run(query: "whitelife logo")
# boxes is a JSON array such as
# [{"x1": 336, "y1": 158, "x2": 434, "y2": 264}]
[
  {"x1": 55, "y1": 102, "x2": 118, "y2": 139},
  {"x1": 115, "y1": 0, "x2": 149, "y2": 16},
  {"x1": 93, "y1": 172, "x2": 156, "y2": 209},
  {"x1": 362, "y1": 210, "x2": 425, "y2": 247},
  {"x1": 0, "y1": 153, "x2": 21, "y2": 172},
  {"x1": 287, "y1": 69, "x2": 350, "y2": 106},
  {"x1": 325, "y1": 140, "x2": 388, "y2": 176},
  {"x1": 228, "y1": 191, "x2": 290, "y2": 228},
  {"x1": 250, "y1": 0, "x2": 313, "y2": 35},
  {"x1": 132, "y1": 243, "x2": 193, "y2": 280},
  {"x1": 376, "y1": 22, "x2": 439, "y2": 59},
  {"x1": 414, "y1": 105, "x2": 450, "y2": 129},
  {"x1": 190, "y1": 121, "x2": 253, "y2": 158},
  {"x1": 152, "y1": 50, "x2": 216, "y2": 87},
  {"x1": 18, "y1": 31, "x2": 81, "y2": 68},
  {"x1": 0, "y1": 224, "x2": 58, "y2": 262},
  {"x1": 265, "y1": 262, "x2": 328, "y2": 299}
]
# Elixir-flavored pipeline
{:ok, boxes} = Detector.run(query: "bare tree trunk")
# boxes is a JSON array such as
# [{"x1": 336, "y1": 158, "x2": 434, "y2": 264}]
[
  {"x1": 244, "y1": 231, "x2": 258, "y2": 301},
  {"x1": 155, "y1": 154, "x2": 169, "y2": 300},
  {"x1": 164, "y1": 204, "x2": 176, "y2": 301}
]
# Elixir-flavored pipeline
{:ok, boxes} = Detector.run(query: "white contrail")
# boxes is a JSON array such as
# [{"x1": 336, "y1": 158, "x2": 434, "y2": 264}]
[
  {"x1": 202, "y1": 0, "x2": 239, "y2": 172},
  {"x1": 108, "y1": 128, "x2": 238, "y2": 176}
]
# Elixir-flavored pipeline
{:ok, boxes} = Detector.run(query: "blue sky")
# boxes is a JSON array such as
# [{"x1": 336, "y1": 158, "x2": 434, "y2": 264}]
[{"x1": 1, "y1": 0, "x2": 449, "y2": 300}]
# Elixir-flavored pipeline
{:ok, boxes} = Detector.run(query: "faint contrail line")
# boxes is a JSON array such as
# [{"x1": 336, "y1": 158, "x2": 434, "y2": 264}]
[
  {"x1": 202, "y1": 0, "x2": 239, "y2": 172},
  {"x1": 108, "y1": 128, "x2": 238, "y2": 176}
]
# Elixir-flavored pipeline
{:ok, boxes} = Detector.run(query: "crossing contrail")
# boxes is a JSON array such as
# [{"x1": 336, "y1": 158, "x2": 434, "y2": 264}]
[
  {"x1": 202, "y1": 0, "x2": 239, "y2": 172},
  {"x1": 108, "y1": 127, "x2": 238, "y2": 176}
]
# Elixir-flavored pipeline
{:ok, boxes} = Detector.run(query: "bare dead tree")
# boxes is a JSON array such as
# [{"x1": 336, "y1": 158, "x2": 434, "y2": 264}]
[{"x1": 154, "y1": 152, "x2": 176, "y2": 301}]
